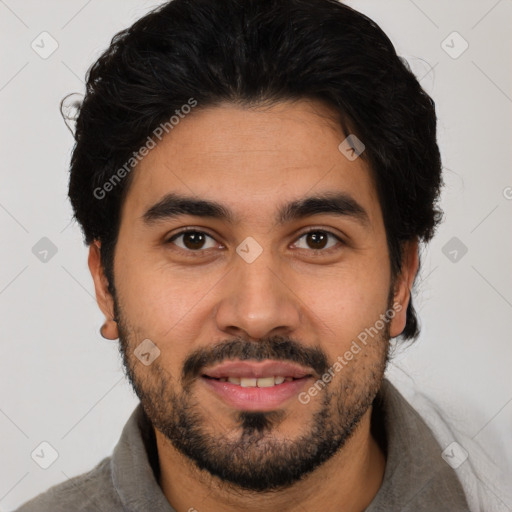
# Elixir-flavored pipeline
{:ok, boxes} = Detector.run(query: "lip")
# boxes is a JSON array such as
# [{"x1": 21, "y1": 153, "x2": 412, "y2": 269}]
[
  {"x1": 201, "y1": 375, "x2": 312, "y2": 411},
  {"x1": 200, "y1": 359, "x2": 315, "y2": 411},
  {"x1": 202, "y1": 359, "x2": 312, "y2": 379}
]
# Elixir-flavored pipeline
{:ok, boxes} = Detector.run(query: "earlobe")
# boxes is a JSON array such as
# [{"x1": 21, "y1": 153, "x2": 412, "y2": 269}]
[
  {"x1": 100, "y1": 319, "x2": 119, "y2": 340},
  {"x1": 389, "y1": 239, "x2": 419, "y2": 338}
]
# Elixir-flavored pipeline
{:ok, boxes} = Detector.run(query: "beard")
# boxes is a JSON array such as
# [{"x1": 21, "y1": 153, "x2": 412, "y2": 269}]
[{"x1": 114, "y1": 297, "x2": 391, "y2": 492}]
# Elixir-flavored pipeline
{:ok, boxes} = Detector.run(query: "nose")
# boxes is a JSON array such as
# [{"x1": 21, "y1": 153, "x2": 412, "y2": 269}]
[{"x1": 214, "y1": 251, "x2": 302, "y2": 341}]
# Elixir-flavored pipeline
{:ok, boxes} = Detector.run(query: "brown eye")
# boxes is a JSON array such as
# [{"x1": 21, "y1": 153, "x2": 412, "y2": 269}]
[
  {"x1": 306, "y1": 231, "x2": 328, "y2": 250},
  {"x1": 294, "y1": 230, "x2": 341, "y2": 251},
  {"x1": 168, "y1": 230, "x2": 217, "y2": 251}
]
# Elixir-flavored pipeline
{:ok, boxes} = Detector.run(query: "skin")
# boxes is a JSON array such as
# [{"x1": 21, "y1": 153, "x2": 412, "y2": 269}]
[{"x1": 89, "y1": 99, "x2": 418, "y2": 512}]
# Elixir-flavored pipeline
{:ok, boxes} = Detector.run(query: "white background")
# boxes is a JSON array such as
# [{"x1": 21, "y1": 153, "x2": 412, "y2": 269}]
[{"x1": 0, "y1": 0, "x2": 511, "y2": 510}]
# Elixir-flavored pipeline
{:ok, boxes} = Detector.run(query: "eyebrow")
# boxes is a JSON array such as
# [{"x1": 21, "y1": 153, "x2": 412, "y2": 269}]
[{"x1": 142, "y1": 192, "x2": 370, "y2": 228}]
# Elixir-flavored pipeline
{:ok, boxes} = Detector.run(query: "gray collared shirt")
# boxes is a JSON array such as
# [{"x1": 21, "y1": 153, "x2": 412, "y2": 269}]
[{"x1": 14, "y1": 379, "x2": 470, "y2": 511}]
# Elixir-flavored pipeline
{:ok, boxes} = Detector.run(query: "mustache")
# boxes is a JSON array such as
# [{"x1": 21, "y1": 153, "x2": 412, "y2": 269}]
[{"x1": 182, "y1": 336, "x2": 329, "y2": 383}]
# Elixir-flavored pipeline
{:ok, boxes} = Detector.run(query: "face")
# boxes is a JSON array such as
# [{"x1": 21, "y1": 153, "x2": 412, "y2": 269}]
[{"x1": 90, "y1": 99, "x2": 415, "y2": 491}]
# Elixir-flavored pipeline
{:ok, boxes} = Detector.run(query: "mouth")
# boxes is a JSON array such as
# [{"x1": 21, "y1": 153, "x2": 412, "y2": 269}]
[
  {"x1": 203, "y1": 375, "x2": 301, "y2": 387},
  {"x1": 200, "y1": 360, "x2": 314, "y2": 411}
]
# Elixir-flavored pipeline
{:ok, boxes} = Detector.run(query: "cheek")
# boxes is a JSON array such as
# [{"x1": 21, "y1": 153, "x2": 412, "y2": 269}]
[
  {"x1": 114, "y1": 250, "x2": 219, "y2": 346},
  {"x1": 298, "y1": 262, "x2": 391, "y2": 352}
]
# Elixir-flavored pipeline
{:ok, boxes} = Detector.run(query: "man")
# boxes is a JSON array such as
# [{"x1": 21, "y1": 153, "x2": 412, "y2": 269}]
[{"x1": 15, "y1": 0, "x2": 472, "y2": 510}]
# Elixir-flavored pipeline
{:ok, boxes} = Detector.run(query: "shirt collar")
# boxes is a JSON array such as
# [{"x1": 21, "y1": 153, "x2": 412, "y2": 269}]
[
  {"x1": 111, "y1": 404, "x2": 176, "y2": 511},
  {"x1": 366, "y1": 379, "x2": 469, "y2": 510}
]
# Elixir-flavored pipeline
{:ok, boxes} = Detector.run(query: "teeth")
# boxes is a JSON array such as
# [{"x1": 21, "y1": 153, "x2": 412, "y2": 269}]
[
  {"x1": 240, "y1": 377, "x2": 257, "y2": 387},
  {"x1": 226, "y1": 376, "x2": 289, "y2": 387},
  {"x1": 256, "y1": 377, "x2": 275, "y2": 388}
]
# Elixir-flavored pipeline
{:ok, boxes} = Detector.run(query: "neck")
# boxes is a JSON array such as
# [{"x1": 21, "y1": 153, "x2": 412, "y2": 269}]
[{"x1": 155, "y1": 406, "x2": 386, "y2": 512}]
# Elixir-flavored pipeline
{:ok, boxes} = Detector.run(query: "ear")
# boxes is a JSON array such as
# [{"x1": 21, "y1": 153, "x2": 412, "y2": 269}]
[
  {"x1": 389, "y1": 238, "x2": 419, "y2": 338},
  {"x1": 88, "y1": 241, "x2": 116, "y2": 327}
]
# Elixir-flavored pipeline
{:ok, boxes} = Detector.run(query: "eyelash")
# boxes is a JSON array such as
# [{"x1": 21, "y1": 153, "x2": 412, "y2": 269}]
[{"x1": 165, "y1": 227, "x2": 344, "y2": 257}]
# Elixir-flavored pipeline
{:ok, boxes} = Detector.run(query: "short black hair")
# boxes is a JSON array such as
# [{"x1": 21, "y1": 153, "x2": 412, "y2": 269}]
[{"x1": 66, "y1": 0, "x2": 443, "y2": 341}]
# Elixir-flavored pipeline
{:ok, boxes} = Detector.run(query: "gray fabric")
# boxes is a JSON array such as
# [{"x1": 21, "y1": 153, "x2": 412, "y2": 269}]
[
  {"x1": 14, "y1": 379, "x2": 470, "y2": 511},
  {"x1": 365, "y1": 380, "x2": 470, "y2": 511}
]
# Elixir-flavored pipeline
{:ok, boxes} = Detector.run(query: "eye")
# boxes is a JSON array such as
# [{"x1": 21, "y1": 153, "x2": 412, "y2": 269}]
[
  {"x1": 293, "y1": 229, "x2": 342, "y2": 252},
  {"x1": 166, "y1": 228, "x2": 343, "y2": 255},
  {"x1": 167, "y1": 229, "x2": 219, "y2": 252}
]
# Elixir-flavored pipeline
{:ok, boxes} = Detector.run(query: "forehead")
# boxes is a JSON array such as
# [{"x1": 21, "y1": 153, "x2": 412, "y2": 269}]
[{"x1": 121, "y1": 99, "x2": 382, "y2": 228}]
